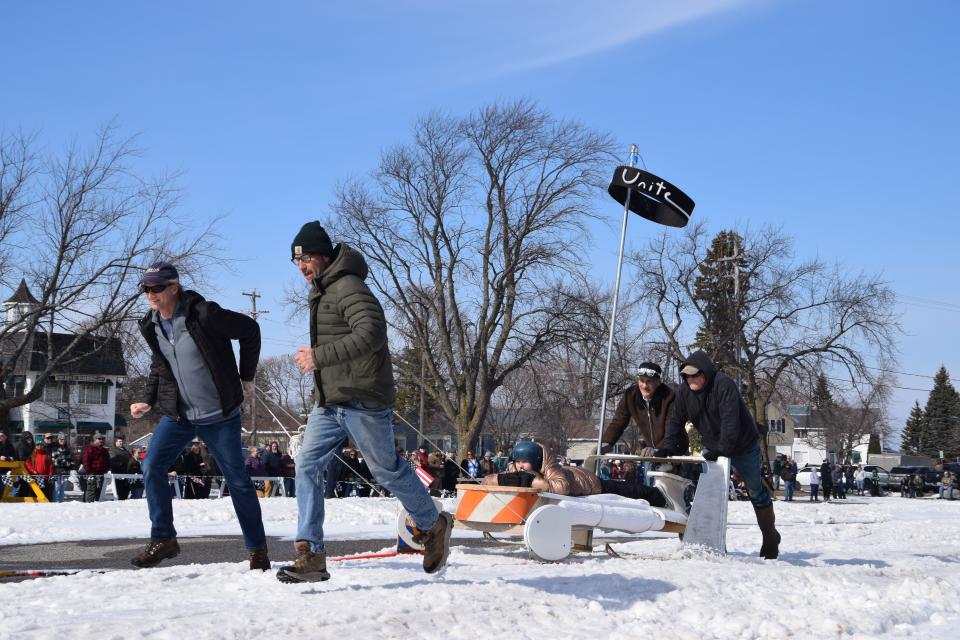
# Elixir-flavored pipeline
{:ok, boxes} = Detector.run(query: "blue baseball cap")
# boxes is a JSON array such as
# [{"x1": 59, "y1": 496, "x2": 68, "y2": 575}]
[{"x1": 142, "y1": 261, "x2": 179, "y2": 286}]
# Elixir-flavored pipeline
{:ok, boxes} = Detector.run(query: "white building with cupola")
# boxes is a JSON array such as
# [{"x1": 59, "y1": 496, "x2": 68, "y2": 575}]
[{"x1": 1, "y1": 279, "x2": 127, "y2": 445}]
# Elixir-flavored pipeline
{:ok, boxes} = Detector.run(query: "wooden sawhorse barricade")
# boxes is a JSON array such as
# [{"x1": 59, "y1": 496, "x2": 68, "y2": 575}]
[{"x1": 0, "y1": 460, "x2": 49, "y2": 503}]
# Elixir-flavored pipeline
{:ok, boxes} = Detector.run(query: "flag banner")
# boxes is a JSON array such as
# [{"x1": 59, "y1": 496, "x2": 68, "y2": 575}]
[{"x1": 415, "y1": 466, "x2": 434, "y2": 489}]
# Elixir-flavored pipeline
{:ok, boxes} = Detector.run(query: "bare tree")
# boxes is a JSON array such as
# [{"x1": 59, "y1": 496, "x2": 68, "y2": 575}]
[
  {"x1": 817, "y1": 384, "x2": 891, "y2": 462},
  {"x1": 484, "y1": 279, "x2": 651, "y2": 455},
  {"x1": 0, "y1": 130, "x2": 37, "y2": 282},
  {"x1": 632, "y1": 221, "x2": 900, "y2": 466},
  {"x1": 331, "y1": 101, "x2": 616, "y2": 457},
  {"x1": 256, "y1": 354, "x2": 312, "y2": 419},
  {"x1": 0, "y1": 125, "x2": 221, "y2": 429}
]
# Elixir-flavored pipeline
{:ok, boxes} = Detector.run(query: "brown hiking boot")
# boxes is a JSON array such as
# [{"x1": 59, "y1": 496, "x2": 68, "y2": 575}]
[
  {"x1": 276, "y1": 541, "x2": 330, "y2": 583},
  {"x1": 415, "y1": 511, "x2": 453, "y2": 574},
  {"x1": 131, "y1": 538, "x2": 180, "y2": 568},
  {"x1": 249, "y1": 545, "x2": 271, "y2": 571}
]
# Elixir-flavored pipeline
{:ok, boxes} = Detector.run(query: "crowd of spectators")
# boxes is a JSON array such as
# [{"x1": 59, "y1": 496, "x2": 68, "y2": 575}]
[{"x1": 4, "y1": 428, "x2": 960, "y2": 506}]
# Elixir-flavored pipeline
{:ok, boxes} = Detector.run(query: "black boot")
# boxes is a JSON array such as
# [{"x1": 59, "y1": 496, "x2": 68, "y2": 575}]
[{"x1": 754, "y1": 505, "x2": 780, "y2": 559}]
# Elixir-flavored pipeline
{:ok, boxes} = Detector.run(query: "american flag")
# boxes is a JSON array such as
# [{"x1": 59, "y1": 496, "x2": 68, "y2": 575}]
[{"x1": 415, "y1": 466, "x2": 433, "y2": 489}]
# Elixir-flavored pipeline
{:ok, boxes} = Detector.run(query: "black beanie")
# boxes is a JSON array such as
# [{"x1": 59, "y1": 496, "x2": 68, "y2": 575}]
[{"x1": 291, "y1": 221, "x2": 334, "y2": 259}]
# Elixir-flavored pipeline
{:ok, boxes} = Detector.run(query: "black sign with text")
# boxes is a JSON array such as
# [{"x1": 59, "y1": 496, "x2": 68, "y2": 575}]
[{"x1": 607, "y1": 166, "x2": 694, "y2": 228}]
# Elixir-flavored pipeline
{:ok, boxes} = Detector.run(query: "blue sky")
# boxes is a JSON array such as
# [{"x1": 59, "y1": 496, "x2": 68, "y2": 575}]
[{"x1": 3, "y1": 0, "x2": 958, "y2": 435}]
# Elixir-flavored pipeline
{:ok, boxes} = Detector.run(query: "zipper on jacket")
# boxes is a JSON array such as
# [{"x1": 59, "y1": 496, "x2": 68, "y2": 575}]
[
  {"x1": 645, "y1": 404, "x2": 654, "y2": 447},
  {"x1": 169, "y1": 337, "x2": 198, "y2": 421}
]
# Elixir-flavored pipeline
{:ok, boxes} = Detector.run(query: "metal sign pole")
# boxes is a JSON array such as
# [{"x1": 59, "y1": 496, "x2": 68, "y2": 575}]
[{"x1": 595, "y1": 145, "x2": 639, "y2": 458}]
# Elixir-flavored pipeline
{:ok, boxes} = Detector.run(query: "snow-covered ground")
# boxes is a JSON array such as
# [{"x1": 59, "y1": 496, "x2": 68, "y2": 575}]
[{"x1": 1, "y1": 495, "x2": 958, "y2": 639}]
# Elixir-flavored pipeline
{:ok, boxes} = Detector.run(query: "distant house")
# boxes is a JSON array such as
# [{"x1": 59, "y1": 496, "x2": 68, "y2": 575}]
[
  {"x1": 765, "y1": 402, "x2": 798, "y2": 460},
  {"x1": 780, "y1": 404, "x2": 873, "y2": 466},
  {"x1": 1, "y1": 279, "x2": 127, "y2": 444}
]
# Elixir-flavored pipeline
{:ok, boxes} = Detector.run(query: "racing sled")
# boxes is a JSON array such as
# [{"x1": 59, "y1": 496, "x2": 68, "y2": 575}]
[{"x1": 397, "y1": 455, "x2": 730, "y2": 561}]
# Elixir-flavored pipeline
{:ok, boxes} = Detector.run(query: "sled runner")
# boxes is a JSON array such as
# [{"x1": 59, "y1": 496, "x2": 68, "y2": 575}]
[{"x1": 397, "y1": 456, "x2": 729, "y2": 561}]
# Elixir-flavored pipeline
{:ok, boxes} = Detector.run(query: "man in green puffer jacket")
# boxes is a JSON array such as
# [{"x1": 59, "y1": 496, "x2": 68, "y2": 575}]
[{"x1": 278, "y1": 221, "x2": 452, "y2": 584}]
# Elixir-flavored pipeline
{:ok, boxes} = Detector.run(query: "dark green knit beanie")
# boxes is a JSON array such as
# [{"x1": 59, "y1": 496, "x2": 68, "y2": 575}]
[{"x1": 291, "y1": 221, "x2": 334, "y2": 259}]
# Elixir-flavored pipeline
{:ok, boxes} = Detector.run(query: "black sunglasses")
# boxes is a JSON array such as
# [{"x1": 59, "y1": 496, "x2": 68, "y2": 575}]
[{"x1": 141, "y1": 284, "x2": 169, "y2": 294}]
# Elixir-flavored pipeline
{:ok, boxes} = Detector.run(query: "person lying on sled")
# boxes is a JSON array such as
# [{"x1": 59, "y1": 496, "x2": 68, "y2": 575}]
[
  {"x1": 482, "y1": 440, "x2": 597, "y2": 495},
  {"x1": 482, "y1": 441, "x2": 669, "y2": 508}
]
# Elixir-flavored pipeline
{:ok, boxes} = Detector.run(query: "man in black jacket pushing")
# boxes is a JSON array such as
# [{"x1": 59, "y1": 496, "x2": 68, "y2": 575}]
[{"x1": 658, "y1": 350, "x2": 781, "y2": 559}]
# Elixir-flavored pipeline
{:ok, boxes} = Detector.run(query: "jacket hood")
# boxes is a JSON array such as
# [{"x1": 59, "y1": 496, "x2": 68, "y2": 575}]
[
  {"x1": 682, "y1": 350, "x2": 717, "y2": 385},
  {"x1": 536, "y1": 442, "x2": 555, "y2": 473},
  {"x1": 315, "y1": 244, "x2": 369, "y2": 291}
]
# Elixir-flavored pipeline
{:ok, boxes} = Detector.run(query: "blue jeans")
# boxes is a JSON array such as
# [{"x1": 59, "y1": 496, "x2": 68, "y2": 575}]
[
  {"x1": 783, "y1": 479, "x2": 794, "y2": 501},
  {"x1": 295, "y1": 401, "x2": 439, "y2": 552},
  {"x1": 707, "y1": 441, "x2": 772, "y2": 509},
  {"x1": 54, "y1": 476, "x2": 67, "y2": 502},
  {"x1": 143, "y1": 414, "x2": 266, "y2": 549}
]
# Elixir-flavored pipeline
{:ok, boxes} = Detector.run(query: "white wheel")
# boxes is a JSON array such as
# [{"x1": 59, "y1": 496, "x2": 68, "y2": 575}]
[
  {"x1": 397, "y1": 507, "x2": 424, "y2": 551},
  {"x1": 524, "y1": 504, "x2": 572, "y2": 561},
  {"x1": 396, "y1": 498, "x2": 446, "y2": 552}
]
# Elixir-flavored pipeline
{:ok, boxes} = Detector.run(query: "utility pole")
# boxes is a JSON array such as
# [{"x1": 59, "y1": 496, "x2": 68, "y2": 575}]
[
  {"x1": 242, "y1": 290, "x2": 268, "y2": 444},
  {"x1": 716, "y1": 236, "x2": 742, "y2": 390}
]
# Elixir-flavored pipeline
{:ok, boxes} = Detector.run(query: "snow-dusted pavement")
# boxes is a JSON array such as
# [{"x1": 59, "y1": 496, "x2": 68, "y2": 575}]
[{"x1": 1, "y1": 495, "x2": 958, "y2": 639}]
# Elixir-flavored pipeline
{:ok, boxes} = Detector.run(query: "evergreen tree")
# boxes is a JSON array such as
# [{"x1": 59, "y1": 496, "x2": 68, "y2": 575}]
[
  {"x1": 811, "y1": 373, "x2": 835, "y2": 434},
  {"x1": 867, "y1": 433, "x2": 882, "y2": 455},
  {"x1": 900, "y1": 401, "x2": 925, "y2": 455},
  {"x1": 693, "y1": 231, "x2": 749, "y2": 374},
  {"x1": 921, "y1": 366, "x2": 960, "y2": 459},
  {"x1": 812, "y1": 374, "x2": 834, "y2": 409}
]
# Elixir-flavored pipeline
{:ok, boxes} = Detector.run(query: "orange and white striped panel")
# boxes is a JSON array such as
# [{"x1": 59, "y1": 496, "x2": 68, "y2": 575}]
[{"x1": 455, "y1": 489, "x2": 543, "y2": 524}]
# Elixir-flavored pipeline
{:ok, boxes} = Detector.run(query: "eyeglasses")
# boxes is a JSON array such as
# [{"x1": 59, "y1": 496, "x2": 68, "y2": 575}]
[
  {"x1": 141, "y1": 284, "x2": 169, "y2": 294},
  {"x1": 291, "y1": 254, "x2": 315, "y2": 265}
]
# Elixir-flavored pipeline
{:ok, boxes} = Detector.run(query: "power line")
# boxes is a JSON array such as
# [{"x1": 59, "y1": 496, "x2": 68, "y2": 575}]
[
  {"x1": 862, "y1": 363, "x2": 960, "y2": 385},
  {"x1": 818, "y1": 372, "x2": 931, "y2": 393},
  {"x1": 897, "y1": 294, "x2": 960, "y2": 313}
]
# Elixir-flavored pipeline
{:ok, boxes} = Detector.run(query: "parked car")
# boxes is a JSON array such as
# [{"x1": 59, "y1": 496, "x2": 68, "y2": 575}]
[
  {"x1": 888, "y1": 466, "x2": 939, "y2": 491},
  {"x1": 859, "y1": 464, "x2": 890, "y2": 491},
  {"x1": 795, "y1": 464, "x2": 821, "y2": 489},
  {"x1": 920, "y1": 466, "x2": 943, "y2": 490},
  {"x1": 936, "y1": 462, "x2": 960, "y2": 476}
]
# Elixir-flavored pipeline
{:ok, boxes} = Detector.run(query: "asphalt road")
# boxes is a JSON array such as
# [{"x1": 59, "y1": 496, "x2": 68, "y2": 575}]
[{"x1": 0, "y1": 536, "x2": 414, "y2": 581}]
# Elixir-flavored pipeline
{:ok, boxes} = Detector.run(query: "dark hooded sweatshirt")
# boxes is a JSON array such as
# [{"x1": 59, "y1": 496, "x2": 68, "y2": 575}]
[{"x1": 661, "y1": 350, "x2": 759, "y2": 457}]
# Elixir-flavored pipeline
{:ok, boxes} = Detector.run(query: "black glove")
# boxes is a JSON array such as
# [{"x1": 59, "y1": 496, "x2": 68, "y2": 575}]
[
  {"x1": 497, "y1": 472, "x2": 521, "y2": 486},
  {"x1": 652, "y1": 448, "x2": 672, "y2": 458},
  {"x1": 702, "y1": 450, "x2": 720, "y2": 462},
  {"x1": 497, "y1": 471, "x2": 536, "y2": 488},
  {"x1": 600, "y1": 443, "x2": 613, "y2": 455},
  {"x1": 517, "y1": 470, "x2": 536, "y2": 487}
]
